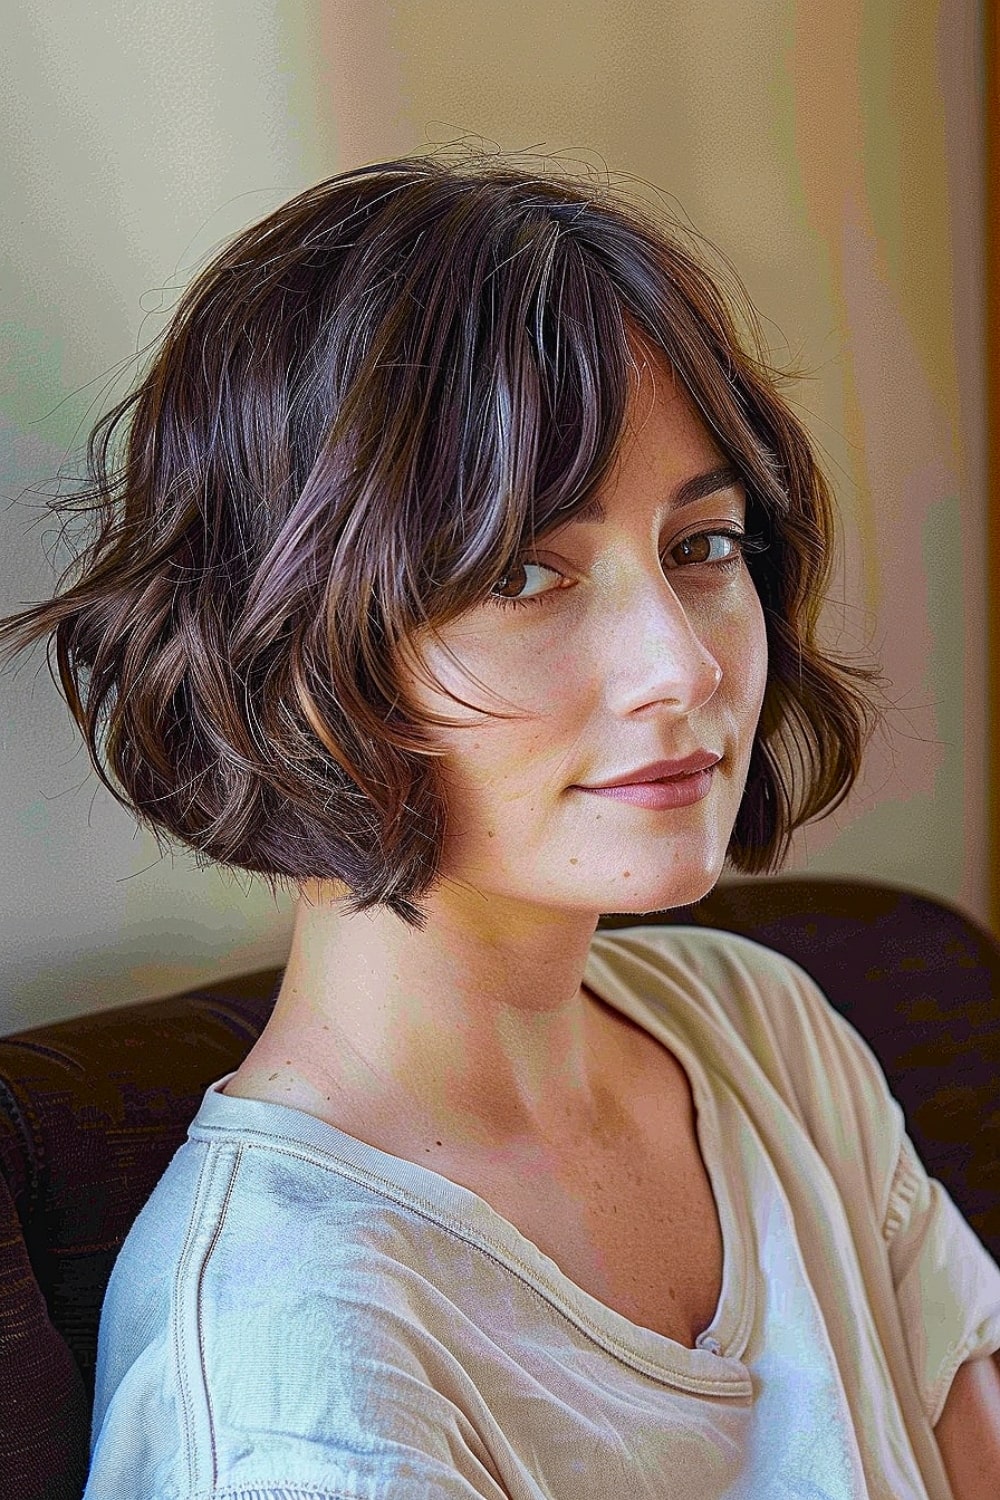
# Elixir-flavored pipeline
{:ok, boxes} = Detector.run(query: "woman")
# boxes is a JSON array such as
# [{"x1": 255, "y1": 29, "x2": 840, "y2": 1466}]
[{"x1": 3, "y1": 150, "x2": 998, "y2": 1499}]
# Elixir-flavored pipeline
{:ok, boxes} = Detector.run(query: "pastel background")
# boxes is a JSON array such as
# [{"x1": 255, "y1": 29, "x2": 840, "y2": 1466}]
[{"x1": 0, "y1": 1, "x2": 990, "y2": 1032}]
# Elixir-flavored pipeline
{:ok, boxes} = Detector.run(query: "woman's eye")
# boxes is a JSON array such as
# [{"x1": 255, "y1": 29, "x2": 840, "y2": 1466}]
[
  {"x1": 666, "y1": 531, "x2": 739, "y2": 567},
  {"x1": 488, "y1": 559, "x2": 562, "y2": 610}
]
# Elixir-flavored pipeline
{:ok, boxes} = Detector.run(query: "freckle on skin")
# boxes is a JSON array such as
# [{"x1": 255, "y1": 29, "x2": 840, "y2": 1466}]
[
  {"x1": 569, "y1": 858, "x2": 578, "y2": 865},
  {"x1": 623, "y1": 871, "x2": 631, "y2": 878}
]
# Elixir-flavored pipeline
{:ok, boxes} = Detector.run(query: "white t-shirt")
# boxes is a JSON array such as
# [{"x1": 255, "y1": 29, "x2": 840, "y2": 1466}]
[{"x1": 84, "y1": 925, "x2": 1000, "y2": 1499}]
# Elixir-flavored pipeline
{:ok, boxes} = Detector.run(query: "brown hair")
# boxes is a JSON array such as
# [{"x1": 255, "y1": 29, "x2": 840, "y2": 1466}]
[{"x1": 0, "y1": 149, "x2": 887, "y2": 929}]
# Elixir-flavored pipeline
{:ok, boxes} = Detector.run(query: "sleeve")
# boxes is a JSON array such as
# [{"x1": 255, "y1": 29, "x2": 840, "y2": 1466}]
[
  {"x1": 86, "y1": 1390, "x2": 512, "y2": 1500},
  {"x1": 882, "y1": 1127, "x2": 1000, "y2": 1428},
  {"x1": 87, "y1": 1415, "x2": 511, "y2": 1500},
  {"x1": 729, "y1": 934, "x2": 1000, "y2": 1429}
]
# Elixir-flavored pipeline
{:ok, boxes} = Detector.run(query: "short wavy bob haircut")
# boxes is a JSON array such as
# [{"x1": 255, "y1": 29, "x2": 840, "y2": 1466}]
[{"x1": 0, "y1": 149, "x2": 887, "y2": 929}]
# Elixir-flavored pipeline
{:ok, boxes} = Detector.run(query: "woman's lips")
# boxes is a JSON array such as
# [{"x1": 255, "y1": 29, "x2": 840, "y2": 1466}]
[{"x1": 574, "y1": 765, "x2": 716, "y2": 809}]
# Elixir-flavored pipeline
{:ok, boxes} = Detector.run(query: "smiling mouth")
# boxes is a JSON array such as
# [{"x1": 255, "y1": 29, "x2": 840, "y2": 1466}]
[{"x1": 573, "y1": 764, "x2": 718, "y2": 808}]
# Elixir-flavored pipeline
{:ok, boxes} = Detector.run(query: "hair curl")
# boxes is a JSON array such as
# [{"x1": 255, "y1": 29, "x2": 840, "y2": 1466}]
[{"x1": 0, "y1": 148, "x2": 887, "y2": 929}]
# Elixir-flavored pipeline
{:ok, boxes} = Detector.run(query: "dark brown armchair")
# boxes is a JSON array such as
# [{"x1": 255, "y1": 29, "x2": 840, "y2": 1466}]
[{"x1": 2, "y1": 874, "x2": 999, "y2": 1500}]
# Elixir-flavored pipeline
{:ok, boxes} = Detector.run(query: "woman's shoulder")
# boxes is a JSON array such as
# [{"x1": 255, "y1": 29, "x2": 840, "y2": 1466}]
[
  {"x1": 90, "y1": 1129, "x2": 492, "y2": 1499},
  {"x1": 588, "y1": 920, "x2": 816, "y2": 1034},
  {"x1": 92, "y1": 1110, "x2": 461, "y2": 1433},
  {"x1": 588, "y1": 920, "x2": 905, "y2": 1161}
]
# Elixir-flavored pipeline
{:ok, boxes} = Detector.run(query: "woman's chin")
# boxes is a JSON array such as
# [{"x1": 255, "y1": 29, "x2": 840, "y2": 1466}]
[{"x1": 591, "y1": 871, "x2": 721, "y2": 918}]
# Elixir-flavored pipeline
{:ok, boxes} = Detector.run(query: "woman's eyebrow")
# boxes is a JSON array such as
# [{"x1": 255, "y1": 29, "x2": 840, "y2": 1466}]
[{"x1": 567, "y1": 463, "x2": 743, "y2": 526}]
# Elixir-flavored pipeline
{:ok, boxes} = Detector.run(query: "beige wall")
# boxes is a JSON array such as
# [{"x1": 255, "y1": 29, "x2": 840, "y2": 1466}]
[{"x1": 0, "y1": 0, "x2": 988, "y2": 1031}]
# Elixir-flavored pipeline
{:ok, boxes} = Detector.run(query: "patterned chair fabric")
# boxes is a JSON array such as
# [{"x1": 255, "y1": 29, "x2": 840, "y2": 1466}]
[{"x1": 1, "y1": 875, "x2": 998, "y2": 1500}]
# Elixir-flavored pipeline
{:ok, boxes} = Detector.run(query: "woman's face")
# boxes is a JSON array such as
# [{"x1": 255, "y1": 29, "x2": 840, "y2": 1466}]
[{"x1": 402, "y1": 354, "x2": 769, "y2": 918}]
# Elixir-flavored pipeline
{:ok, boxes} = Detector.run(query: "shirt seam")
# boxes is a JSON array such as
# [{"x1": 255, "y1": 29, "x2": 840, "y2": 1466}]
[
  {"x1": 173, "y1": 1140, "x2": 245, "y2": 1496},
  {"x1": 191, "y1": 1489, "x2": 512, "y2": 1500},
  {"x1": 881, "y1": 1135, "x2": 919, "y2": 1247},
  {"x1": 185, "y1": 1488, "x2": 366, "y2": 1500}
]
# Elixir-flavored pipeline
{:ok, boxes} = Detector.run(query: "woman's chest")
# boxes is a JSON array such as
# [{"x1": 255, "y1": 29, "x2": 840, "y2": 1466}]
[{"x1": 434, "y1": 1048, "x2": 726, "y2": 1349}]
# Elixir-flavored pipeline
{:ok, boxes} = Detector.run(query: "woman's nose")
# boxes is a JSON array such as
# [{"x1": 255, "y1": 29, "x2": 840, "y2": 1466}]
[{"x1": 605, "y1": 579, "x2": 724, "y2": 717}]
